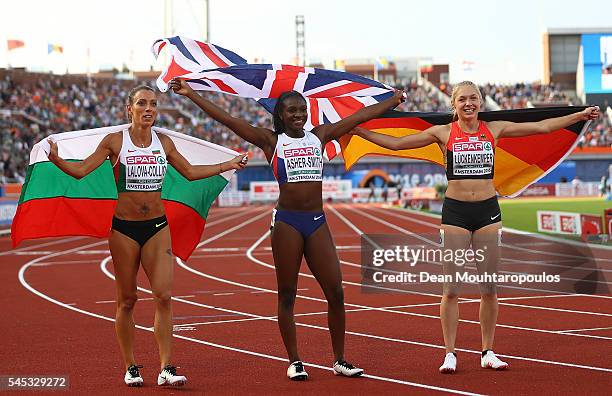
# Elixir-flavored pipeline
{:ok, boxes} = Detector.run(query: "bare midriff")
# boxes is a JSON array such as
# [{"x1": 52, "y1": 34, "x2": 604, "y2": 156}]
[
  {"x1": 114, "y1": 192, "x2": 166, "y2": 220},
  {"x1": 277, "y1": 182, "x2": 323, "y2": 212},
  {"x1": 445, "y1": 179, "x2": 497, "y2": 202}
]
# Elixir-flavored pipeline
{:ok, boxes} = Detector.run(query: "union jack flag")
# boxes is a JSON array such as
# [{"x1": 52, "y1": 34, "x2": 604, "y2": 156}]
[{"x1": 152, "y1": 36, "x2": 394, "y2": 160}]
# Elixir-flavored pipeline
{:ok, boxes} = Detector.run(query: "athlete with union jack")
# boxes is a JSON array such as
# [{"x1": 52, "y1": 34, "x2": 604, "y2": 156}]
[{"x1": 169, "y1": 77, "x2": 404, "y2": 381}]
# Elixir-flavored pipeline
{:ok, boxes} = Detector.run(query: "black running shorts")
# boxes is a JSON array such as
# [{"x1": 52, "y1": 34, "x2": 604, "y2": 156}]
[{"x1": 441, "y1": 196, "x2": 501, "y2": 232}]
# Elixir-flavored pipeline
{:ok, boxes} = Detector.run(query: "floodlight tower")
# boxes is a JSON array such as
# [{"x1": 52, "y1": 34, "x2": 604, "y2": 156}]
[
  {"x1": 296, "y1": 15, "x2": 305, "y2": 66},
  {"x1": 204, "y1": 0, "x2": 210, "y2": 41}
]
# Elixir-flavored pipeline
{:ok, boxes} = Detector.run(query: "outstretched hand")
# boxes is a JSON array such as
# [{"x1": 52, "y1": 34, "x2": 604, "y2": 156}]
[
  {"x1": 226, "y1": 153, "x2": 249, "y2": 171},
  {"x1": 390, "y1": 89, "x2": 406, "y2": 107},
  {"x1": 580, "y1": 106, "x2": 600, "y2": 121},
  {"x1": 47, "y1": 138, "x2": 59, "y2": 162},
  {"x1": 169, "y1": 78, "x2": 194, "y2": 96}
]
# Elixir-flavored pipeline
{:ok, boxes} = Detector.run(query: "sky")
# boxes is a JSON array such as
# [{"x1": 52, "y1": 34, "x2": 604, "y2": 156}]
[{"x1": 1, "y1": 0, "x2": 612, "y2": 84}]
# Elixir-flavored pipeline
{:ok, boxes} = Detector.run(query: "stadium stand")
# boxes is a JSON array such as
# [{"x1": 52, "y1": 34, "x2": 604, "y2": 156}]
[{"x1": 1, "y1": 70, "x2": 610, "y2": 183}]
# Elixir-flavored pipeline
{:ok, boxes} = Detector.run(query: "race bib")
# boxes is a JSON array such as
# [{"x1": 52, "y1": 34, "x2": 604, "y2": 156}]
[
  {"x1": 125, "y1": 154, "x2": 167, "y2": 191},
  {"x1": 452, "y1": 141, "x2": 494, "y2": 176},
  {"x1": 283, "y1": 146, "x2": 323, "y2": 182}
]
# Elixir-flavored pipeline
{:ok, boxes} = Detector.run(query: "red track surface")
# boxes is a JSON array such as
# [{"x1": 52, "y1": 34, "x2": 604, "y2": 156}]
[{"x1": 2, "y1": 204, "x2": 611, "y2": 395}]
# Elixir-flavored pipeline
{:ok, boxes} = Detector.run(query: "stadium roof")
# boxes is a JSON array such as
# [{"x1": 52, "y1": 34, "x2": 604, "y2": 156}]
[{"x1": 545, "y1": 27, "x2": 612, "y2": 35}]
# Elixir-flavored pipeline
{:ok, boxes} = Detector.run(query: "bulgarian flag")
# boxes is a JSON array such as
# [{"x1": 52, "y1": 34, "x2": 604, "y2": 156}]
[
  {"x1": 11, "y1": 125, "x2": 238, "y2": 260},
  {"x1": 342, "y1": 107, "x2": 591, "y2": 197}
]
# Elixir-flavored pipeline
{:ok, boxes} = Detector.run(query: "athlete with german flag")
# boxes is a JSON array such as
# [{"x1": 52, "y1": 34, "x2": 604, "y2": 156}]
[{"x1": 352, "y1": 81, "x2": 599, "y2": 374}]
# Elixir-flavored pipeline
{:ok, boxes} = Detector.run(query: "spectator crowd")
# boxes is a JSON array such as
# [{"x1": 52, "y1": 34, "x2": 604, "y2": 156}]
[
  {"x1": 1, "y1": 71, "x2": 610, "y2": 183},
  {"x1": 480, "y1": 82, "x2": 571, "y2": 109}
]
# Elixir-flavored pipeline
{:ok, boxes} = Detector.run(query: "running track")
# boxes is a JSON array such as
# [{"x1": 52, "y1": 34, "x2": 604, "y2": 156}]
[{"x1": 2, "y1": 204, "x2": 611, "y2": 395}]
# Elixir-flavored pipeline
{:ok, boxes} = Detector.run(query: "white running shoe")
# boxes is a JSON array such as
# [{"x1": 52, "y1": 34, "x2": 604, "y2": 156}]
[
  {"x1": 157, "y1": 365, "x2": 187, "y2": 386},
  {"x1": 333, "y1": 360, "x2": 364, "y2": 377},
  {"x1": 124, "y1": 364, "x2": 143, "y2": 387},
  {"x1": 287, "y1": 361, "x2": 308, "y2": 381},
  {"x1": 481, "y1": 351, "x2": 509, "y2": 370},
  {"x1": 439, "y1": 352, "x2": 457, "y2": 374}
]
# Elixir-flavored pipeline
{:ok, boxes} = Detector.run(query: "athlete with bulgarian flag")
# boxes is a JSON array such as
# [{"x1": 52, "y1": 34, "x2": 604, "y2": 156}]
[{"x1": 46, "y1": 85, "x2": 248, "y2": 387}]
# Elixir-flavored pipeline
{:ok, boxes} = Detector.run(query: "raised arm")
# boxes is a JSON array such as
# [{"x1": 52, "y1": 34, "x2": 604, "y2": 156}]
[
  {"x1": 47, "y1": 133, "x2": 116, "y2": 179},
  {"x1": 351, "y1": 124, "x2": 445, "y2": 151},
  {"x1": 490, "y1": 106, "x2": 600, "y2": 138},
  {"x1": 168, "y1": 78, "x2": 276, "y2": 154},
  {"x1": 160, "y1": 135, "x2": 247, "y2": 181},
  {"x1": 315, "y1": 90, "x2": 405, "y2": 144}
]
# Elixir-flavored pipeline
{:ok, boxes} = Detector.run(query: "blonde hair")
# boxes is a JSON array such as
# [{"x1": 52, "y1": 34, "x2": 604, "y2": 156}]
[{"x1": 450, "y1": 81, "x2": 482, "y2": 121}]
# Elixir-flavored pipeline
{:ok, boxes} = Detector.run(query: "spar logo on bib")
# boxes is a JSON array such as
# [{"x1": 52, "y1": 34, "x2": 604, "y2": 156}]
[
  {"x1": 453, "y1": 141, "x2": 492, "y2": 152},
  {"x1": 285, "y1": 147, "x2": 315, "y2": 157},
  {"x1": 126, "y1": 155, "x2": 157, "y2": 165}
]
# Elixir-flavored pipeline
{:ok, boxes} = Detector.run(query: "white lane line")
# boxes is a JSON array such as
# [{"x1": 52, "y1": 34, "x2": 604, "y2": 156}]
[
  {"x1": 95, "y1": 299, "x2": 117, "y2": 304},
  {"x1": 240, "y1": 221, "x2": 612, "y2": 341},
  {"x1": 200, "y1": 247, "x2": 243, "y2": 252},
  {"x1": 20, "y1": 261, "x2": 484, "y2": 395},
  {"x1": 205, "y1": 206, "x2": 264, "y2": 227},
  {"x1": 384, "y1": 204, "x2": 612, "y2": 253},
  {"x1": 327, "y1": 206, "x2": 443, "y2": 298},
  {"x1": 496, "y1": 294, "x2": 585, "y2": 301},
  {"x1": 498, "y1": 302, "x2": 612, "y2": 317},
  {"x1": 196, "y1": 245, "x2": 360, "y2": 252},
  {"x1": 180, "y1": 257, "x2": 612, "y2": 372},
  {"x1": 13, "y1": 251, "x2": 54, "y2": 255},
  {"x1": 365, "y1": 206, "x2": 612, "y2": 297},
  {"x1": 213, "y1": 293, "x2": 235, "y2": 296},
  {"x1": 338, "y1": 205, "x2": 612, "y2": 293},
  {"x1": 95, "y1": 294, "x2": 196, "y2": 304},
  {"x1": 558, "y1": 326, "x2": 612, "y2": 334},
  {"x1": 194, "y1": 210, "x2": 271, "y2": 249},
  {"x1": 328, "y1": 204, "x2": 383, "y2": 249},
  {"x1": 173, "y1": 301, "x2": 489, "y2": 328},
  {"x1": 340, "y1": 256, "x2": 612, "y2": 318},
  {"x1": 332, "y1": 206, "x2": 612, "y2": 331},
  {"x1": 96, "y1": 257, "x2": 479, "y2": 394},
  {"x1": 160, "y1": 208, "x2": 612, "y2": 372},
  {"x1": 32, "y1": 260, "x2": 104, "y2": 266},
  {"x1": 1, "y1": 236, "x2": 85, "y2": 256},
  {"x1": 377, "y1": 205, "x2": 612, "y2": 258},
  {"x1": 501, "y1": 257, "x2": 612, "y2": 273},
  {"x1": 76, "y1": 250, "x2": 111, "y2": 255},
  {"x1": 174, "y1": 317, "x2": 267, "y2": 327},
  {"x1": 332, "y1": 206, "x2": 569, "y2": 297}
]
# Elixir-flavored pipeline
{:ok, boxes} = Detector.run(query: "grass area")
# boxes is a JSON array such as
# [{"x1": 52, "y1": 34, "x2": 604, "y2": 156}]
[{"x1": 499, "y1": 197, "x2": 611, "y2": 234}]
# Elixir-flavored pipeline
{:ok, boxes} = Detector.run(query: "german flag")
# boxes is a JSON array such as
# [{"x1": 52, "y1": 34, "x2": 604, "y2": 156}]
[{"x1": 341, "y1": 107, "x2": 590, "y2": 197}]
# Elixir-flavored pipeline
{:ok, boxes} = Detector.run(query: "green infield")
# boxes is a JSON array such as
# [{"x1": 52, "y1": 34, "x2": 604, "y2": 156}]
[{"x1": 498, "y1": 197, "x2": 611, "y2": 234}]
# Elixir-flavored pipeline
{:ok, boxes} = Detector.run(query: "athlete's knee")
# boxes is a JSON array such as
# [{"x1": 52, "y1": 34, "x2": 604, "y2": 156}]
[
  {"x1": 278, "y1": 287, "x2": 297, "y2": 311},
  {"x1": 118, "y1": 294, "x2": 138, "y2": 311},
  {"x1": 443, "y1": 284, "x2": 460, "y2": 299},
  {"x1": 153, "y1": 290, "x2": 172, "y2": 305},
  {"x1": 325, "y1": 284, "x2": 344, "y2": 307},
  {"x1": 479, "y1": 285, "x2": 497, "y2": 299}
]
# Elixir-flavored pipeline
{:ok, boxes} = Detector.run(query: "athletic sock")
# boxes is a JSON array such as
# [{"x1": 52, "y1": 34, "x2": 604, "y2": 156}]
[{"x1": 482, "y1": 349, "x2": 492, "y2": 357}]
